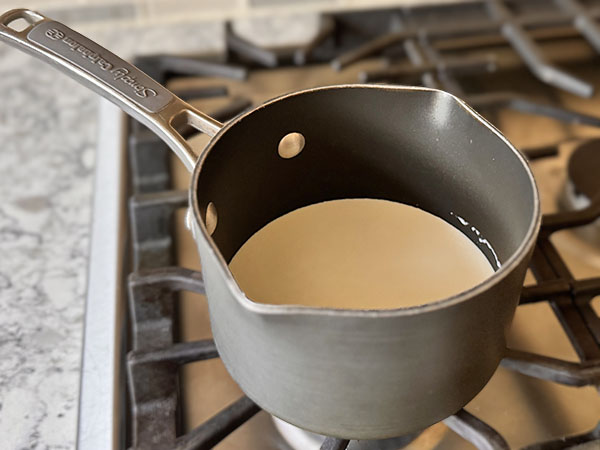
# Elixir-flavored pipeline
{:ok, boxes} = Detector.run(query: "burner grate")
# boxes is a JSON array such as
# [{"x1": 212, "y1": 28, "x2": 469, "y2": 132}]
[{"x1": 124, "y1": 3, "x2": 600, "y2": 448}]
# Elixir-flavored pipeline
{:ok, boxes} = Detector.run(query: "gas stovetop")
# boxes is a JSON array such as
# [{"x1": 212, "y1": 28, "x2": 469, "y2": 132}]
[{"x1": 79, "y1": 2, "x2": 600, "y2": 449}]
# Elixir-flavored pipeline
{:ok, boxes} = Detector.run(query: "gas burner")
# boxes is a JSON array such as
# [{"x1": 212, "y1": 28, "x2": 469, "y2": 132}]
[
  {"x1": 272, "y1": 417, "x2": 424, "y2": 450},
  {"x1": 560, "y1": 139, "x2": 600, "y2": 246},
  {"x1": 79, "y1": 2, "x2": 600, "y2": 448},
  {"x1": 273, "y1": 417, "x2": 411, "y2": 450}
]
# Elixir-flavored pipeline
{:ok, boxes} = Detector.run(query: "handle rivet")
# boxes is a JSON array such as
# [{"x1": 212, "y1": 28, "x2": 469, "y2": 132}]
[
  {"x1": 278, "y1": 132, "x2": 305, "y2": 159},
  {"x1": 205, "y1": 202, "x2": 217, "y2": 236}
]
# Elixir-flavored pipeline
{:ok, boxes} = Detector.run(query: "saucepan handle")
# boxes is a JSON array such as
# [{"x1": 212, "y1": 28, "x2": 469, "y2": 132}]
[{"x1": 0, "y1": 9, "x2": 223, "y2": 171}]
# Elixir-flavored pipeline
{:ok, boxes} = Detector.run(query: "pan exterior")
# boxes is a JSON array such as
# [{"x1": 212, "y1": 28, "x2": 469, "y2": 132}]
[
  {"x1": 189, "y1": 85, "x2": 540, "y2": 439},
  {"x1": 191, "y1": 219, "x2": 534, "y2": 438}
]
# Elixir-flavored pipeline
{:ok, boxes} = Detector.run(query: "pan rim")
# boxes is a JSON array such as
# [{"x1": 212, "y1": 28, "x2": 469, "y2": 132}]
[{"x1": 189, "y1": 83, "x2": 541, "y2": 317}]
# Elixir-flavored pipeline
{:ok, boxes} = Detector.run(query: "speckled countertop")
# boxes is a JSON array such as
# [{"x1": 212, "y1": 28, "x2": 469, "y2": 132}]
[
  {"x1": 0, "y1": 20, "x2": 224, "y2": 449},
  {"x1": 0, "y1": 13, "x2": 320, "y2": 448}
]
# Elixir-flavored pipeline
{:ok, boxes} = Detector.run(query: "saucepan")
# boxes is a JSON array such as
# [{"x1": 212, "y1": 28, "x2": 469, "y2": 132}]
[{"x1": 0, "y1": 9, "x2": 540, "y2": 439}]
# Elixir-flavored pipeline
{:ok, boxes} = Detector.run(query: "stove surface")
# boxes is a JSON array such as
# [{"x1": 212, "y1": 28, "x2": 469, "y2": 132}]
[
  {"x1": 170, "y1": 62, "x2": 600, "y2": 449},
  {"x1": 81, "y1": 3, "x2": 600, "y2": 448}
]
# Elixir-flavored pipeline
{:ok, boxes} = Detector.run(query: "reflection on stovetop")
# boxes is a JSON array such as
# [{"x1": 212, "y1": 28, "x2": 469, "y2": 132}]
[{"x1": 125, "y1": 3, "x2": 600, "y2": 449}]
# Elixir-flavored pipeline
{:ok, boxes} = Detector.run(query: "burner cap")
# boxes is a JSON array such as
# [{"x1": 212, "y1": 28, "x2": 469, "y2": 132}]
[{"x1": 568, "y1": 139, "x2": 600, "y2": 200}]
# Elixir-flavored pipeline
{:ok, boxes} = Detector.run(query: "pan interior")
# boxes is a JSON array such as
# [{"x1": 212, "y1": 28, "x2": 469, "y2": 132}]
[{"x1": 194, "y1": 86, "x2": 537, "y2": 273}]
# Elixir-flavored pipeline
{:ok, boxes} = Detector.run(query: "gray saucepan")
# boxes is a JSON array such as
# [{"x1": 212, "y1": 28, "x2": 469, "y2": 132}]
[{"x1": 0, "y1": 9, "x2": 541, "y2": 440}]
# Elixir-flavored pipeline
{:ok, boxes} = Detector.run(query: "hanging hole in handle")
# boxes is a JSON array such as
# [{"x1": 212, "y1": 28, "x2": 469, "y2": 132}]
[
  {"x1": 6, "y1": 17, "x2": 30, "y2": 32},
  {"x1": 166, "y1": 106, "x2": 223, "y2": 172},
  {"x1": 170, "y1": 110, "x2": 202, "y2": 140},
  {"x1": 205, "y1": 202, "x2": 218, "y2": 236},
  {"x1": 2, "y1": 10, "x2": 43, "y2": 32},
  {"x1": 169, "y1": 108, "x2": 222, "y2": 139}
]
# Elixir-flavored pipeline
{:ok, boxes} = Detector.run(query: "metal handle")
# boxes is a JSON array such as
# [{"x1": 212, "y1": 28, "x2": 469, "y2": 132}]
[{"x1": 0, "y1": 9, "x2": 223, "y2": 171}]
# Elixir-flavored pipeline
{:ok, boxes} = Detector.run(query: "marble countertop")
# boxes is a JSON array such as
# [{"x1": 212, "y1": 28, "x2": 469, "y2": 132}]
[{"x1": 0, "y1": 21, "x2": 223, "y2": 449}]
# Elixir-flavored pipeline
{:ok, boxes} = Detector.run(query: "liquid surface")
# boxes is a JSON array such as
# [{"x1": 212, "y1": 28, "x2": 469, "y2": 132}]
[{"x1": 229, "y1": 199, "x2": 494, "y2": 309}]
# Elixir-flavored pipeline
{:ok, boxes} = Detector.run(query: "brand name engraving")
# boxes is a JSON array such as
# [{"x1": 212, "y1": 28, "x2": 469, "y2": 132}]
[{"x1": 44, "y1": 28, "x2": 158, "y2": 99}]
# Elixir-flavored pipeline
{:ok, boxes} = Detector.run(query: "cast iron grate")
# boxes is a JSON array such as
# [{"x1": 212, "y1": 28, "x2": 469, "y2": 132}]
[{"x1": 125, "y1": 2, "x2": 600, "y2": 448}]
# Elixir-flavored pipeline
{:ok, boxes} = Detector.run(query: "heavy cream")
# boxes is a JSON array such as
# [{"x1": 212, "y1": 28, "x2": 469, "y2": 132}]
[{"x1": 230, "y1": 199, "x2": 494, "y2": 309}]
